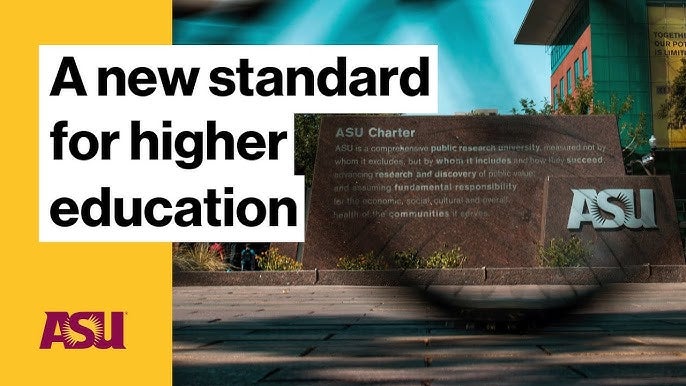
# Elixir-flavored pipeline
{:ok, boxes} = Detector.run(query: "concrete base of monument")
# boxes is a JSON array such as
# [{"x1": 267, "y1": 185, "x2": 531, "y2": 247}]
[{"x1": 173, "y1": 265, "x2": 686, "y2": 286}]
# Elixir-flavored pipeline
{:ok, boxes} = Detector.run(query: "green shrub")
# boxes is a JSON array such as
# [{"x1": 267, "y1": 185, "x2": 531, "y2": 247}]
[
  {"x1": 391, "y1": 248, "x2": 421, "y2": 269},
  {"x1": 172, "y1": 243, "x2": 227, "y2": 271},
  {"x1": 336, "y1": 251, "x2": 388, "y2": 270},
  {"x1": 538, "y1": 236, "x2": 591, "y2": 267},
  {"x1": 256, "y1": 247, "x2": 303, "y2": 271},
  {"x1": 425, "y1": 246, "x2": 467, "y2": 268}
]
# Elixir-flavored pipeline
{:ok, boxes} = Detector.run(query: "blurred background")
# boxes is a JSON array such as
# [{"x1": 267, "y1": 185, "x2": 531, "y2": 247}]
[{"x1": 173, "y1": 0, "x2": 550, "y2": 114}]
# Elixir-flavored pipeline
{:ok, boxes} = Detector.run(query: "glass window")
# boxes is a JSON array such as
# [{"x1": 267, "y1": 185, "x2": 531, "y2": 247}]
[
  {"x1": 567, "y1": 69, "x2": 572, "y2": 94},
  {"x1": 553, "y1": 86, "x2": 558, "y2": 108},
  {"x1": 559, "y1": 78, "x2": 564, "y2": 100},
  {"x1": 582, "y1": 48, "x2": 589, "y2": 77},
  {"x1": 574, "y1": 59, "x2": 580, "y2": 80}
]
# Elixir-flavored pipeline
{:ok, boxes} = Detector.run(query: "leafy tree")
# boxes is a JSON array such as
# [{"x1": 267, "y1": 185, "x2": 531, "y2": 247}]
[
  {"x1": 510, "y1": 98, "x2": 553, "y2": 115},
  {"x1": 553, "y1": 78, "x2": 633, "y2": 117},
  {"x1": 658, "y1": 57, "x2": 686, "y2": 130},
  {"x1": 513, "y1": 78, "x2": 648, "y2": 158},
  {"x1": 618, "y1": 112, "x2": 648, "y2": 158},
  {"x1": 556, "y1": 78, "x2": 595, "y2": 115},
  {"x1": 562, "y1": 81, "x2": 646, "y2": 157},
  {"x1": 294, "y1": 114, "x2": 321, "y2": 186},
  {"x1": 294, "y1": 113, "x2": 401, "y2": 186}
]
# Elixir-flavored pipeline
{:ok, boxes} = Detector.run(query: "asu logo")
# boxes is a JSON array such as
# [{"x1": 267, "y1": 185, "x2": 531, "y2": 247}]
[
  {"x1": 567, "y1": 189, "x2": 657, "y2": 230},
  {"x1": 39, "y1": 311, "x2": 125, "y2": 349}
]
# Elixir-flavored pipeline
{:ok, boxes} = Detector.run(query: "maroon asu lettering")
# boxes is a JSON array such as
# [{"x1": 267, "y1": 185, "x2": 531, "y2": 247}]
[{"x1": 40, "y1": 311, "x2": 125, "y2": 349}]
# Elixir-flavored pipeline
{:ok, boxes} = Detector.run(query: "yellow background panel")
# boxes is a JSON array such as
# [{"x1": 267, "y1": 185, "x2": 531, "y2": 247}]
[
  {"x1": 0, "y1": 1, "x2": 171, "y2": 385},
  {"x1": 648, "y1": 5, "x2": 686, "y2": 147}
]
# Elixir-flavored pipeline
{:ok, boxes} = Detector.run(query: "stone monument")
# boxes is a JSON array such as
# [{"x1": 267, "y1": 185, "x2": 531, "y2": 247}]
[{"x1": 299, "y1": 115, "x2": 683, "y2": 268}]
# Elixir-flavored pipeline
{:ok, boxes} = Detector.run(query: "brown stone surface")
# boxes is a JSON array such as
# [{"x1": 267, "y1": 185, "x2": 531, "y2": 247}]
[
  {"x1": 648, "y1": 265, "x2": 686, "y2": 282},
  {"x1": 173, "y1": 268, "x2": 668, "y2": 287},
  {"x1": 270, "y1": 242, "x2": 299, "y2": 259},
  {"x1": 541, "y1": 176, "x2": 684, "y2": 266},
  {"x1": 172, "y1": 266, "x2": 686, "y2": 286},
  {"x1": 173, "y1": 271, "x2": 316, "y2": 286},
  {"x1": 304, "y1": 115, "x2": 625, "y2": 268}
]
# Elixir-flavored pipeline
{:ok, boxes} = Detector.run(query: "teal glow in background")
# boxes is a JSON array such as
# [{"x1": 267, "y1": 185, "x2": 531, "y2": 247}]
[{"x1": 174, "y1": 0, "x2": 548, "y2": 114}]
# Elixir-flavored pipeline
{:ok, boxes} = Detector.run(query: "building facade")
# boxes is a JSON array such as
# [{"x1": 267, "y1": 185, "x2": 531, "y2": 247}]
[
  {"x1": 515, "y1": 0, "x2": 686, "y2": 236},
  {"x1": 516, "y1": 0, "x2": 686, "y2": 149},
  {"x1": 516, "y1": 0, "x2": 686, "y2": 234}
]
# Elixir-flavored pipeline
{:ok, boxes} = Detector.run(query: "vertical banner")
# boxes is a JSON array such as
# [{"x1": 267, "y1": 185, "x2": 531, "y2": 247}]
[{"x1": 649, "y1": 5, "x2": 686, "y2": 148}]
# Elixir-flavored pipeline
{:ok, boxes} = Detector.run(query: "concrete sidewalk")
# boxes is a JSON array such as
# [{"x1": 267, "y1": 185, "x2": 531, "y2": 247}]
[{"x1": 173, "y1": 284, "x2": 686, "y2": 385}]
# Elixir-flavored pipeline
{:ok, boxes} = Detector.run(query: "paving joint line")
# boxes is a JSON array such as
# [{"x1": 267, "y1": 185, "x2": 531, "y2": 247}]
[
  {"x1": 566, "y1": 365, "x2": 589, "y2": 378},
  {"x1": 257, "y1": 368, "x2": 281, "y2": 383},
  {"x1": 537, "y1": 344, "x2": 552, "y2": 355}
]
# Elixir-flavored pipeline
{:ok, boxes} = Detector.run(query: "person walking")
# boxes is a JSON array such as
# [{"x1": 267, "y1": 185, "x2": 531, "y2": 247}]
[
  {"x1": 240, "y1": 244, "x2": 256, "y2": 271},
  {"x1": 209, "y1": 242, "x2": 224, "y2": 261}
]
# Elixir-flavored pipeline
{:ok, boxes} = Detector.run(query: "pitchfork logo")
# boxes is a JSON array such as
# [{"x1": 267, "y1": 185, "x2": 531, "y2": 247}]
[
  {"x1": 39, "y1": 311, "x2": 126, "y2": 349},
  {"x1": 567, "y1": 189, "x2": 657, "y2": 230}
]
